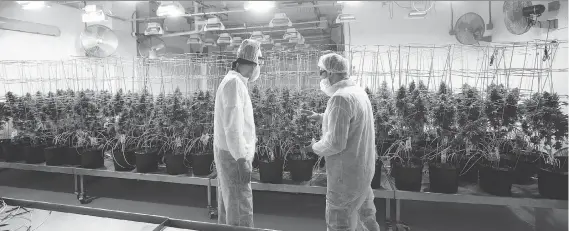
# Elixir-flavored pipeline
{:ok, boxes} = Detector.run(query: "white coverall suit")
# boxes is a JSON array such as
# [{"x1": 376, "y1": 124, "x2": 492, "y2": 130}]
[
  {"x1": 213, "y1": 70, "x2": 256, "y2": 227},
  {"x1": 313, "y1": 79, "x2": 381, "y2": 231}
]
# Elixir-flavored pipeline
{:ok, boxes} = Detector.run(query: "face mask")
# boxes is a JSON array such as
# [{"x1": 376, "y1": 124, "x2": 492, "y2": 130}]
[
  {"x1": 249, "y1": 65, "x2": 260, "y2": 82},
  {"x1": 320, "y1": 78, "x2": 335, "y2": 96}
]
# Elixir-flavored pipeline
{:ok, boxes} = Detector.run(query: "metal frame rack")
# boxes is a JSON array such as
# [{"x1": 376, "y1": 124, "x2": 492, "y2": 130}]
[{"x1": 0, "y1": 159, "x2": 567, "y2": 230}]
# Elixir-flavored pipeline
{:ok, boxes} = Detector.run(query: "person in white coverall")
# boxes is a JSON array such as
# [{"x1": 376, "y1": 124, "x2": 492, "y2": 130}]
[
  {"x1": 213, "y1": 39, "x2": 262, "y2": 227},
  {"x1": 302, "y1": 53, "x2": 380, "y2": 231}
]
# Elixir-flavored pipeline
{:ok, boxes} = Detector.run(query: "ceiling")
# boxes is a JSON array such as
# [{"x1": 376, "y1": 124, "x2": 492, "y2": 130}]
[{"x1": 136, "y1": 1, "x2": 343, "y2": 46}]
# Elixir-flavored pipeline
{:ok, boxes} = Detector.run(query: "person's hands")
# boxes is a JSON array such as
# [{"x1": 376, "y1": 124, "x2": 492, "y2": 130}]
[
  {"x1": 237, "y1": 158, "x2": 252, "y2": 184},
  {"x1": 300, "y1": 109, "x2": 322, "y2": 121}
]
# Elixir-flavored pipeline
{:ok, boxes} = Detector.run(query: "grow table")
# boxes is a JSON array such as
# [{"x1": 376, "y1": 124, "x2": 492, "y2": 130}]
[
  {"x1": 0, "y1": 159, "x2": 396, "y2": 221},
  {"x1": 389, "y1": 170, "x2": 568, "y2": 231}
]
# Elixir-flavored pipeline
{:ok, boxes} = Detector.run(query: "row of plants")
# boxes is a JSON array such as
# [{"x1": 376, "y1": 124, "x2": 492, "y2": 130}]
[
  {"x1": 0, "y1": 80, "x2": 567, "y2": 200},
  {"x1": 369, "y1": 80, "x2": 567, "y2": 200},
  {"x1": 0, "y1": 86, "x2": 328, "y2": 180}
]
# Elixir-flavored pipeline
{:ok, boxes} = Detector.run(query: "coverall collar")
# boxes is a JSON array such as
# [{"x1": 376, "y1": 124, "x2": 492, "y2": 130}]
[
  {"x1": 328, "y1": 78, "x2": 355, "y2": 95},
  {"x1": 230, "y1": 70, "x2": 249, "y2": 85}
]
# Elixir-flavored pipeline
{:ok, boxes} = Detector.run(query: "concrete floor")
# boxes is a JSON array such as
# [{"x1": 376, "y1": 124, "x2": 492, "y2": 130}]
[{"x1": 0, "y1": 169, "x2": 567, "y2": 231}]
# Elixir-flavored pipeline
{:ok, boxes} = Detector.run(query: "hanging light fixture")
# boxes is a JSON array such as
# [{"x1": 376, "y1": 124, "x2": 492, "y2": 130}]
[
  {"x1": 289, "y1": 33, "x2": 304, "y2": 44},
  {"x1": 156, "y1": 1, "x2": 185, "y2": 17},
  {"x1": 204, "y1": 17, "x2": 225, "y2": 31},
  {"x1": 283, "y1": 28, "x2": 299, "y2": 40},
  {"x1": 144, "y1": 22, "x2": 164, "y2": 35},
  {"x1": 217, "y1": 33, "x2": 232, "y2": 44},
  {"x1": 231, "y1": 37, "x2": 243, "y2": 46},
  {"x1": 261, "y1": 34, "x2": 273, "y2": 44},
  {"x1": 82, "y1": 5, "x2": 106, "y2": 23},
  {"x1": 335, "y1": 13, "x2": 356, "y2": 23},
  {"x1": 250, "y1": 31, "x2": 265, "y2": 41},
  {"x1": 269, "y1": 13, "x2": 292, "y2": 27},
  {"x1": 187, "y1": 34, "x2": 203, "y2": 44},
  {"x1": 204, "y1": 38, "x2": 217, "y2": 46},
  {"x1": 16, "y1": 1, "x2": 47, "y2": 10}
]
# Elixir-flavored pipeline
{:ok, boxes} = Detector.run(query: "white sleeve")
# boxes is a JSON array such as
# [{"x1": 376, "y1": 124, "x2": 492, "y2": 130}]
[
  {"x1": 221, "y1": 79, "x2": 248, "y2": 161},
  {"x1": 313, "y1": 96, "x2": 352, "y2": 157}
]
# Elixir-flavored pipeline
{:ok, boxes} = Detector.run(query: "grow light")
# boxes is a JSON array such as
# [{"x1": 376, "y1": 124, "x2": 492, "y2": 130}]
[
  {"x1": 144, "y1": 22, "x2": 164, "y2": 35},
  {"x1": 187, "y1": 34, "x2": 202, "y2": 44},
  {"x1": 204, "y1": 38, "x2": 217, "y2": 46},
  {"x1": 156, "y1": 1, "x2": 185, "y2": 17},
  {"x1": 289, "y1": 34, "x2": 304, "y2": 44},
  {"x1": 217, "y1": 33, "x2": 232, "y2": 44},
  {"x1": 244, "y1": 1, "x2": 275, "y2": 13},
  {"x1": 269, "y1": 13, "x2": 292, "y2": 27},
  {"x1": 17, "y1": 1, "x2": 47, "y2": 10},
  {"x1": 407, "y1": 11, "x2": 427, "y2": 19},
  {"x1": 82, "y1": 5, "x2": 106, "y2": 23},
  {"x1": 261, "y1": 35, "x2": 273, "y2": 45},
  {"x1": 204, "y1": 17, "x2": 225, "y2": 31},
  {"x1": 250, "y1": 31, "x2": 265, "y2": 41},
  {"x1": 335, "y1": 14, "x2": 356, "y2": 23},
  {"x1": 283, "y1": 28, "x2": 298, "y2": 40},
  {"x1": 231, "y1": 37, "x2": 243, "y2": 46}
]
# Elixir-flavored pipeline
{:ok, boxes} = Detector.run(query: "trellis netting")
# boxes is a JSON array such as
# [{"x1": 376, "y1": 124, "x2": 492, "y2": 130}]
[{"x1": 0, "y1": 40, "x2": 566, "y2": 99}]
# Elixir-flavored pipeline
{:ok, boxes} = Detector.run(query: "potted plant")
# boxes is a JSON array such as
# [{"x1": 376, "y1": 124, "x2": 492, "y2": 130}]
[
  {"x1": 371, "y1": 82, "x2": 397, "y2": 189},
  {"x1": 104, "y1": 90, "x2": 138, "y2": 172},
  {"x1": 1, "y1": 92, "x2": 25, "y2": 162},
  {"x1": 287, "y1": 100, "x2": 318, "y2": 182},
  {"x1": 389, "y1": 83, "x2": 427, "y2": 192},
  {"x1": 188, "y1": 91, "x2": 214, "y2": 176},
  {"x1": 163, "y1": 89, "x2": 190, "y2": 175},
  {"x1": 428, "y1": 82, "x2": 460, "y2": 194},
  {"x1": 0, "y1": 96, "x2": 14, "y2": 160},
  {"x1": 455, "y1": 84, "x2": 485, "y2": 183},
  {"x1": 20, "y1": 92, "x2": 47, "y2": 164},
  {"x1": 133, "y1": 89, "x2": 160, "y2": 173},
  {"x1": 523, "y1": 92, "x2": 568, "y2": 199},
  {"x1": 478, "y1": 84, "x2": 519, "y2": 196},
  {"x1": 256, "y1": 88, "x2": 292, "y2": 184},
  {"x1": 43, "y1": 91, "x2": 68, "y2": 166},
  {"x1": 74, "y1": 91, "x2": 105, "y2": 169}
]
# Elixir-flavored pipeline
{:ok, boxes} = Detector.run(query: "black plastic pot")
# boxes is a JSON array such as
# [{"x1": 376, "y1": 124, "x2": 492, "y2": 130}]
[
  {"x1": 135, "y1": 150, "x2": 158, "y2": 173},
  {"x1": 371, "y1": 160, "x2": 383, "y2": 189},
  {"x1": 537, "y1": 167, "x2": 568, "y2": 200},
  {"x1": 165, "y1": 154, "x2": 189, "y2": 175},
  {"x1": 429, "y1": 164, "x2": 459, "y2": 194},
  {"x1": 1, "y1": 143, "x2": 23, "y2": 162},
  {"x1": 0, "y1": 139, "x2": 10, "y2": 160},
  {"x1": 80, "y1": 149, "x2": 104, "y2": 169},
  {"x1": 259, "y1": 159, "x2": 284, "y2": 184},
  {"x1": 66, "y1": 147, "x2": 83, "y2": 166},
  {"x1": 288, "y1": 159, "x2": 315, "y2": 182},
  {"x1": 509, "y1": 157, "x2": 538, "y2": 184},
  {"x1": 478, "y1": 166, "x2": 513, "y2": 196},
  {"x1": 113, "y1": 149, "x2": 136, "y2": 171},
  {"x1": 191, "y1": 153, "x2": 214, "y2": 176},
  {"x1": 44, "y1": 146, "x2": 66, "y2": 166},
  {"x1": 459, "y1": 158, "x2": 479, "y2": 183},
  {"x1": 24, "y1": 145, "x2": 46, "y2": 164},
  {"x1": 393, "y1": 163, "x2": 423, "y2": 192}
]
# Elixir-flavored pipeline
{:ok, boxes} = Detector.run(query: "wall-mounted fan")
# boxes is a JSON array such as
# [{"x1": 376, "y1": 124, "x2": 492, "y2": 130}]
[
  {"x1": 80, "y1": 24, "x2": 118, "y2": 57},
  {"x1": 453, "y1": 12, "x2": 492, "y2": 45},
  {"x1": 503, "y1": 1, "x2": 560, "y2": 35},
  {"x1": 138, "y1": 35, "x2": 165, "y2": 58}
]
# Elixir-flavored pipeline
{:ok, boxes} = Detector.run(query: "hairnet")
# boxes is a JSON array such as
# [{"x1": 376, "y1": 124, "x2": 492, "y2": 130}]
[
  {"x1": 237, "y1": 39, "x2": 262, "y2": 64},
  {"x1": 318, "y1": 53, "x2": 348, "y2": 74}
]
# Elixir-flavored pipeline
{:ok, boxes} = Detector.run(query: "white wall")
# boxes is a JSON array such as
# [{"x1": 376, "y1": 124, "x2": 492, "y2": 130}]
[
  {"x1": 0, "y1": 1, "x2": 138, "y2": 96},
  {"x1": 342, "y1": 1, "x2": 568, "y2": 98}
]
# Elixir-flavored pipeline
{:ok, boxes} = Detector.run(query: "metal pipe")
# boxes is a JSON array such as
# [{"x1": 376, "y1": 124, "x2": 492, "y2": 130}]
[
  {"x1": 130, "y1": 3, "x2": 335, "y2": 22},
  {"x1": 2, "y1": 197, "x2": 278, "y2": 231},
  {"x1": 222, "y1": 20, "x2": 322, "y2": 32},
  {"x1": 231, "y1": 27, "x2": 321, "y2": 35}
]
